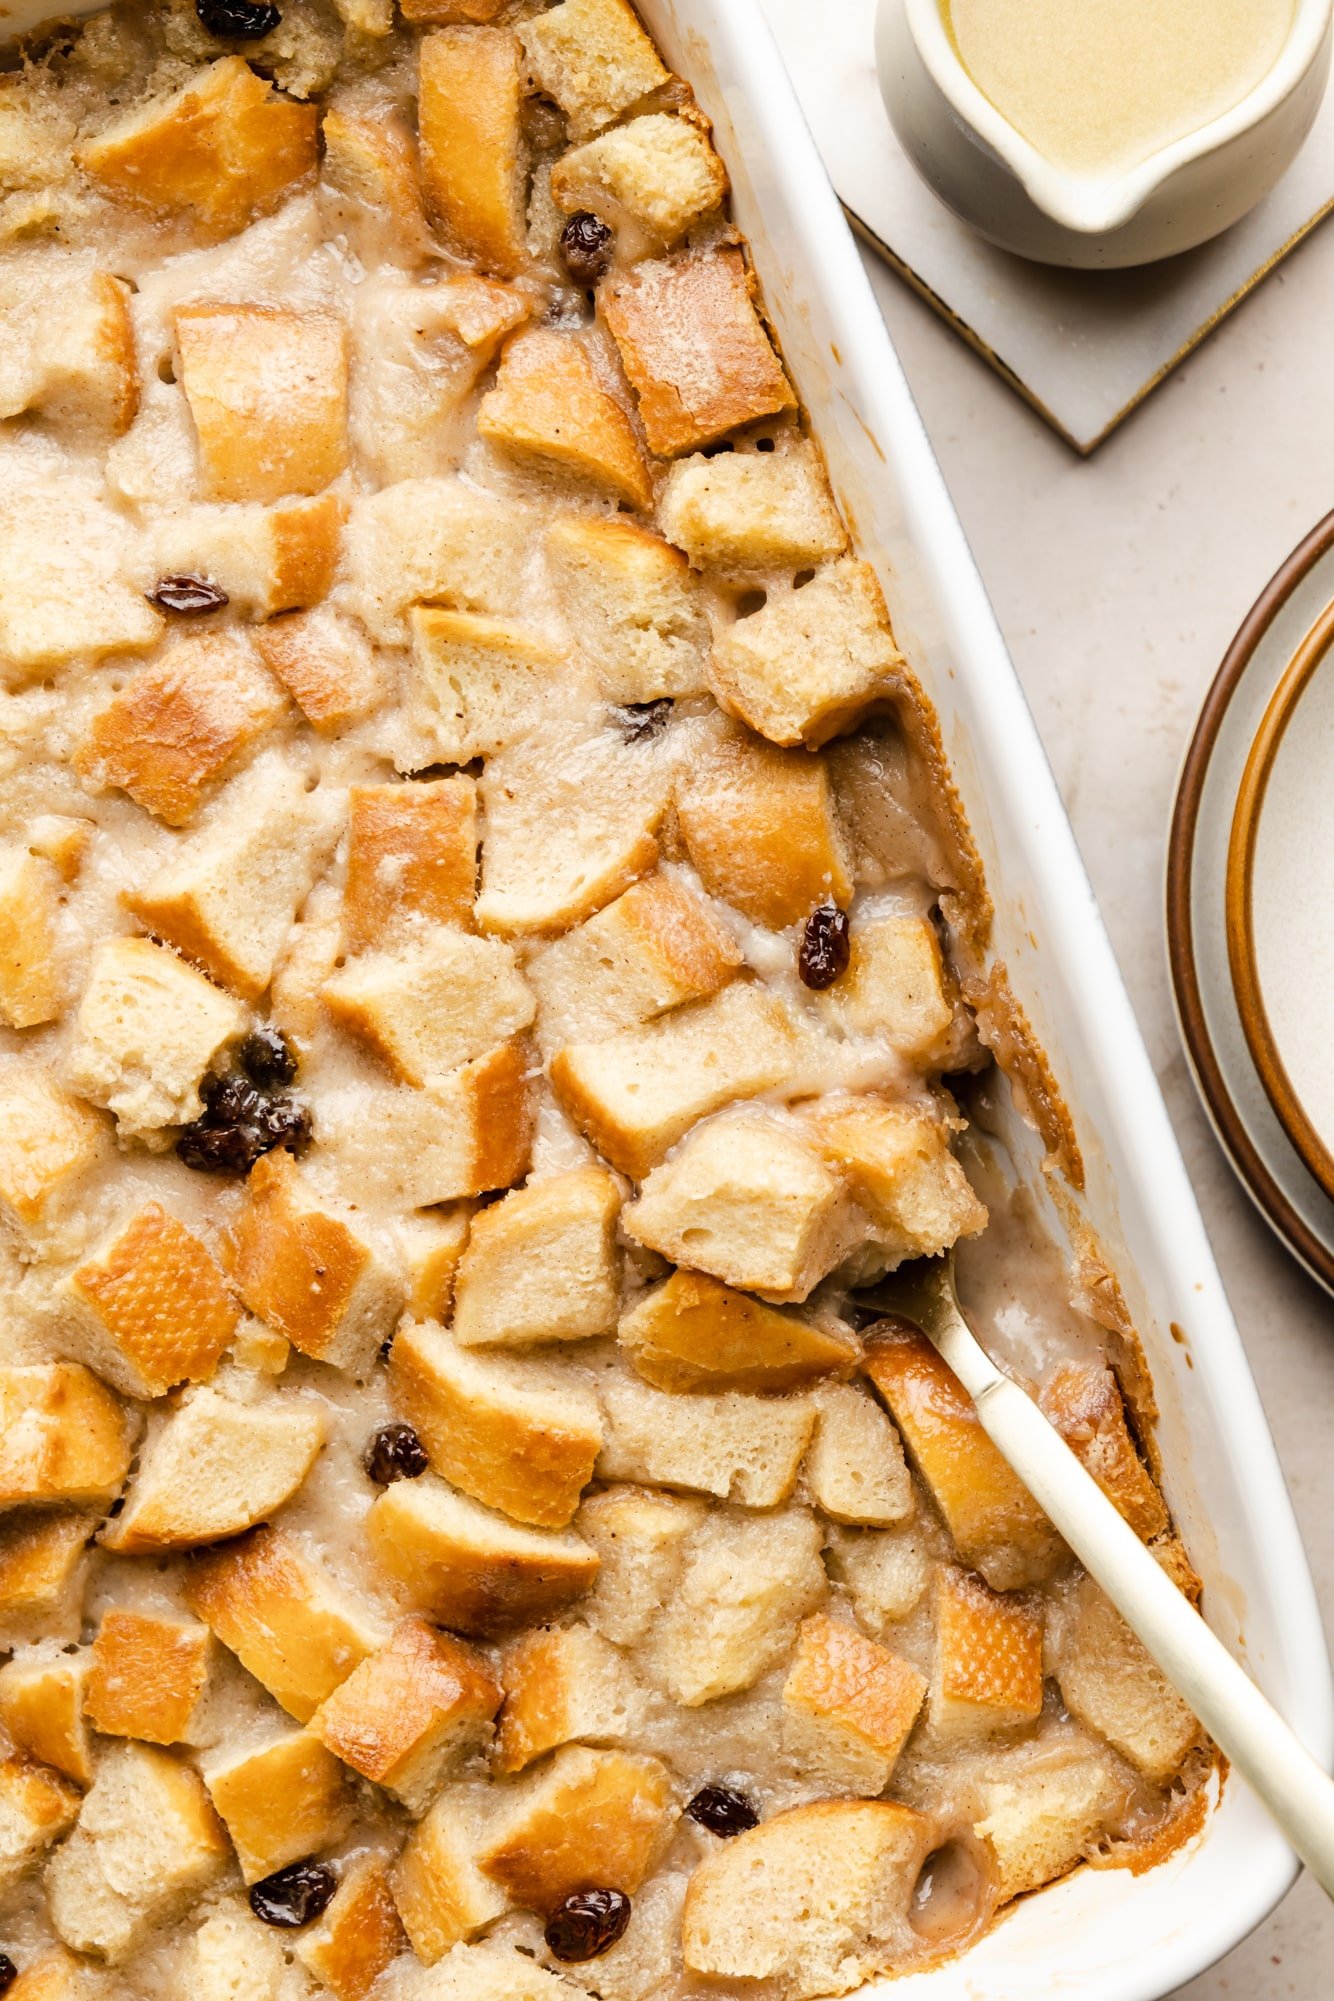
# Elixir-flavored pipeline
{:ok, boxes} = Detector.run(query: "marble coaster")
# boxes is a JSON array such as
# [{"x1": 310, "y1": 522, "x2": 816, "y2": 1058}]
[{"x1": 759, "y1": 0, "x2": 1334, "y2": 452}]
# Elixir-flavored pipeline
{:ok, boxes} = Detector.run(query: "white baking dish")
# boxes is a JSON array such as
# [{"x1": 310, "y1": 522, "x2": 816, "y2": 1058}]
[{"x1": 635, "y1": 0, "x2": 1334, "y2": 1994}]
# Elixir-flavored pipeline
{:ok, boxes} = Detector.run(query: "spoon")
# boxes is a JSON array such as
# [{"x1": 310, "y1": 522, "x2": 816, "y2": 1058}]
[{"x1": 873, "y1": 1251, "x2": 1334, "y2": 1898}]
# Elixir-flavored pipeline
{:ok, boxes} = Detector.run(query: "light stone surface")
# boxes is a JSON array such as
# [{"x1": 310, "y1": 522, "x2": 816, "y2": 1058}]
[{"x1": 855, "y1": 227, "x2": 1334, "y2": 1997}]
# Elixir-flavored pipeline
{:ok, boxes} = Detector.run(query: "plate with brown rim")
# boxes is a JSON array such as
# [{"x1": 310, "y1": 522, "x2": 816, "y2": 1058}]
[{"x1": 1168, "y1": 508, "x2": 1334, "y2": 1294}]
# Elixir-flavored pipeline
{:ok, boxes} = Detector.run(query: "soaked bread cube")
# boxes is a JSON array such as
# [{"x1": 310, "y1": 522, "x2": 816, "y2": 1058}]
[
  {"x1": 84, "y1": 1610, "x2": 214, "y2": 1748},
  {"x1": 187, "y1": 1526, "x2": 383, "y2": 1723},
  {"x1": 78, "y1": 58, "x2": 318, "y2": 242},
  {"x1": 321, "y1": 1044, "x2": 535, "y2": 1209},
  {"x1": 598, "y1": 1373, "x2": 815, "y2": 1507},
  {"x1": 0, "y1": 1649, "x2": 93, "y2": 1785},
  {"x1": 519, "y1": 0, "x2": 669, "y2": 139},
  {"x1": 389, "y1": 1325, "x2": 602, "y2": 1528},
  {"x1": 75, "y1": 633, "x2": 288, "y2": 826},
  {"x1": 203, "y1": 1729, "x2": 351, "y2": 1884},
  {"x1": 404, "y1": 608, "x2": 568, "y2": 766},
  {"x1": 619, "y1": 1269, "x2": 859, "y2": 1394},
  {"x1": 476, "y1": 1743, "x2": 676, "y2": 1910},
  {"x1": 58, "y1": 1202, "x2": 239, "y2": 1399},
  {"x1": 805, "y1": 1380, "x2": 914, "y2": 1525},
  {"x1": 295, "y1": 1856, "x2": 406, "y2": 2001},
  {"x1": 0, "y1": 1064, "x2": 107, "y2": 1235},
  {"x1": 258, "y1": 608, "x2": 386, "y2": 733},
  {"x1": 0, "y1": 1513, "x2": 94, "y2": 1650},
  {"x1": 419, "y1": 27, "x2": 526, "y2": 275},
  {"x1": 152, "y1": 493, "x2": 344, "y2": 620},
  {"x1": 0, "y1": 846, "x2": 64, "y2": 1029},
  {"x1": 230, "y1": 1147, "x2": 405, "y2": 1375},
  {"x1": 1052, "y1": 1572, "x2": 1201, "y2": 1782},
  {"x1": 550, "y1": 980, "x2": 802, "y2": 1179},
  {"x1": 342, "y1": 778, "x2": 477, "y2": 951},
  {"x1": 0, "y1": 1365, "x2": 131, "y2": 1512},
  {"x1": 323, "y1": 101, "x2": 429, "y2": 248},
  {"x1": 397, "y1": 1942, "x2": 577, "y2": 1997},
  {"x1": 63, "y1": 937, "x2": 245, "y2": 1137},
  {"x1": 929, "y1": 1567, "x2": 1045, "y2": 1742},
  {"x1": 973, "y1": 1742, "x2": 1131, "y2": 1901},
  {"x1": 477, "y1": 329, "x2": 651, "y2": 509},
  {"x1": 175, "y1": 304, "x2": 349, "y2": 503},
  {"x1": 710, "y1": 561, "x2": 903, "y2": 749},
  {"x1": 101, "y1": 1384, "x2": 325, "y2": 1554},
  {"x1": 601, "y1": 248, "x2": 796, "y2": 456},
  {"x1": 345, "y1": 477, "x2": 534, "y2": 644},
  {"x1": 391, "y1": 1786, "x2": 510, "y2": 1963},
  {"x1": 661, "y1": 442, "x2": 846, "y2": 572},
  {"x1": 368, "y1": 1477, "x2": 599, "y2": 1636},
  {"x1": 676, "y1": 723, "x2": 853, "y2": 930},
  {"x1": 826, "y1": 1525, "x2": 930, "y2": 1635},
  {"x1": 545, "y1": 515, "x2": 708, "y2": 703},
  {"x1": 781, "y1": 1613, "x2": 926, "y2": 1793},
  {"x1": 0, "y1": 263, "x2": 137, "y2": 438},
  {"x1": 1040, "y1": 1362, "x2": 1169, "y2": 1541},
  {"x1": 681, "y1": 1798, "x2": 931, "y2": 1999},
  {"x1": 323, "y1": 932, "x2": 534, "y2": 1087},
  {"x1": 2, "y1": 1950, "x2": 105, "y2": 2001},
  {"x1": 397, "y1": 1207, "x2": 474, "y2": 1324},
  {"x1": 0, "y1": 480, "x2": 163, "y2": 684},
  {"x1": 494, "y1": 1622, "x2": 645, "y2": 1773},
  {"x1": 817, "y1": 914, "x2": 957, "y2": 1066},
  {"x1": 0, "y1": 1756, "x2": 81, "y2": 1895},
  {"x1": 451, "y1": 1166, "x2": 620, "y2": 1349},
  {"x1": 802, "y1": 1098, "x2": 988, "y2": 1270},
  {"x1": 576, "y1": 1485, "x2": 706, "y2": 1646},
  {"x1": 550, "y1": 112, "x2": 727, "y2": 248},
  {"x1": 46, "y1": 1742, "x2": 228, "y2": 1964},
  {"x1": 310, "y1": 1617, "x2": 501, "y2": 1814}
]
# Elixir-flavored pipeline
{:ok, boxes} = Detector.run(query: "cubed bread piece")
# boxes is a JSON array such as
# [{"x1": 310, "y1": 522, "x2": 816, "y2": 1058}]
[
  {"x1": 324, "y1": 932, "x2": 534, "y2": 1086},
  {"x1": 0, "y1": 1065, "x2": 107, "y2": 1235},
  {"x1": 310, "y1": 1618, "x2": 500, "y2": 1814},
  {"x1": 1039, "y1": 1363, "x2": 1169, "y2": 1542},
  {"x1": 368, "y1": 1477, "x2": 598, "y2": 1637},
  {"x1": 476, "y1": 1744, "x2": 675, "y2": 1910},
  {"x1": 518, "y1": 0, "x2": 668, "y2": 139},
  {"x1": 550, "y1": 112, "x2": 726, "y2": 247},
  {"x1": 0, "y1": 846, "x2": 63, "y2": 1028},
  {"x1": 296, "y1": 1856, "x2": 406, "y2": 2001},
  {"x1": 929, "y1": 1567, "x2": 1045, "y2": 1742},
  {"x1": 101, "y1": 1384, "x2": 325, "y2": 1554},
  {"x1": 186, "y1": 1527, "x2": 383, "y2": 1723},
  {"x1": 710, "y1": 561, "x2": 903, "y2": 749},
  {"x1": 323, "y1": 100, "x2": 428, "y2": 245},
  {"x1": 419, "y1": 27, "x2": 525, "y2": 274},
  {"x1": 63, "y1": 936, "x2": 244, "y2": 1136},
  {"x1": 203, "y1": 1729, "x2": 351, "y2": 1884},
  {"x1": 404, "y1": 607, "x2": 570, "y2": 767},
  {"x1": 187, "y1": 1900, "x2": 310, "y2": 2001},
  {"x1": 495, "y1": 1623, "x2": 644, "y2": 1773},
  {"x1": 58, "y1": 1203, "x2": 239, "y2": 1400},
  {"x1": 974, "y1": 1744, "x2": 1131, "y2": 1902},
  {"x1": 452, "y1": 1167, "x2": 620, "y2": 1349},
  {"x1": 0, "y1": 1513, "x2": 94, "y2": 1650},
  {"x1": 805, "y1": 1379, "x2": 914, "y2": 1526},
  {"x1": 345, "y1": 477, "x2": 533, "y2": 644},
  {"x1": 676, "y1": 724, "x2": 853, "y2": 929},
  {"x1": 1052, "y1": 1573, "x2": 1201, "y2": 1782},
  {"x1": 681, "y1": 1799, "x2": 931, "y2": 1999},
  {"x1": 781, "y1": 1613, "x2": 926, "y2": 1793},
  {"x1": 403, "y1": 0, "x2": 508, "y2": 15},
  {"x1": 639, "y1": 1506, "x2": 825, "y2": 1705},
  {"x1": 0, "y1": 479, "x2": 162, "y2": 684},
  {"x1": 0, "y1": 1756, "x2": 81, "y2": 1894},
  {"x1": 601, "y1": 248, "x2": 796, "y2": 456},
  {"x1": 550, "y1": 979, "x2": 801, "y2": 1179},
  {"x1": 825, "y1": 1525, "x2": 930, "y2": 1634},
  {"x1": 22, "y1": 817, "x2": 91, "y2": 883},
  {"x1": 0, "y1": 263, "x2": 136, "y2": 438},
  {"x1": 619, "y1": 1269, "x2": 859, "y2": 1393},
  {"x1": 802, "y1": 1099, "x2": 988, "y2": 1269},
  {"x1": 475, "y1": 719, "x2": 675, "y2": 936},
  {"x1": 152, "y1": 494, "x2": 344, "y2": 620},
  {"x1": 175, "y1": 304, "x2": 348, "y2": 502},
  {"x1": 84, "y1": 1610, "x2": 213, "y2": 1747},
  {"x1": 625, "y1": 1112, "x2": 861, "y2": 1303},
  {"x1": 0, "y1": 1650, "x2": 93, "y2": 1785},
  {"x1": 47, "y1": 1742, "x2": 228, "y2": 1963},
  {"x1": 390, "y1": 1325, "x2": 602, "y2": 1529},
  {"x1": 230, "y1": 1148, "x2": 404, "y2": 1375},
  {"x1": 816, "y1": 914, "x2": 957, "y2": 1065},
  {"x1": 5, "y1": 1952, "x2": 106, "y2": 2001},
  {"x1": 76, "y1": 634, "x2": 287, "y2": 827},
  {"x1": 397, "y1": 1206, "x2": 474, "y2": 1323},
  {"x1": 527, "y1": 872, "x2": 740, "y2": 1055},
  {"x1": 257, "y1": 608, "x2": 386, "y2": 733},
  {"x1": 398, "y1": 1942, "x2": 576, "y2": 1998},
  {"x1": 391, "y1": 1785, "x2": 510, "y2": 1963},
  {"x1": 661, "y1": 442, "x2": 846, "y2": 572},
  {"x1": 545, "y1": 515, "x2": 708, "y2": 703},
  {"x1": 477, "y1": 329, "x2": 650, "y2": 510},
  {"x1": 864, "y1": 1325, "x2": 1064, "y2": 1591},
  {"x1": 576, "y1": 1485, "x2": 706, "y2": 1645},
  {"x1": 598, "y1": 1373, "x2": 815, "y2": 1507},
  {"x1": 126, "y1": 757, "x2": 341, "y2": 1001},
  {"x1": 0, "y1": 1366, "x2": 131, "y2": 1512},
  {"x1": 77, "y1": 57, "x2": 318, "y2": 241},
  {"x1": 321, "y1": 1044, "x2": 534, "y2": 1209},
  {"x1": 343, "y1": 778, "x2": 477, "y2": 951}
]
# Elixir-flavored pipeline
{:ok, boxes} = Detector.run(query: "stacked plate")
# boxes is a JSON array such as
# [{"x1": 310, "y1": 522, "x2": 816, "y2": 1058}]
[{"x1": 1169, "y1": 511, "x2": 1334, "y2": 1291}]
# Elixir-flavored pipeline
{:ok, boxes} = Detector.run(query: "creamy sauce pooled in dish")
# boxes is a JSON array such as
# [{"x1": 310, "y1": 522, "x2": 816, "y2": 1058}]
[{"x1": 943, "y1": 0, "x2": 1295, "y2": 177}]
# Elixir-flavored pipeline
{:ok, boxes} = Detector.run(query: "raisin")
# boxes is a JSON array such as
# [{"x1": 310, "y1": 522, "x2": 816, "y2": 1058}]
[
  {"x1": 0, "y1": 1957, "x2": 16, "y2": 1996},
  {"x1": 615, "y1": 699, "x2": 671, "y2": 743},
  {"x1": 685, "y1": 1784, "x2": 759, "y2": 1837},
  {"x1": 797, "y1": 904, "x2": 850, "y2": 990},
  {"x1": 544, "y1": 1888, "x2": 632, "y2": 1961},
  {"x1": 196, "y1": 0, "x2": 282, "y2": 38},
  {"x1": 177, "y1": 1073, "x2": 312, "y2": 1175},
  {"x1": 239, "y1": 1026, "x2": 298, "y2": 1089},
  {"x1": 364, "y1": 1422, "x2": 429, "y2": 1485},
  {"x1": 559, "y1": 211, "x2": 614, "y2": 286},
  {"x1": 249, "y1": 1860, "x2": 338, "y2": 1929},
  {"x1": 148, "y1": 574, "x2": 229, "y2": 615}
]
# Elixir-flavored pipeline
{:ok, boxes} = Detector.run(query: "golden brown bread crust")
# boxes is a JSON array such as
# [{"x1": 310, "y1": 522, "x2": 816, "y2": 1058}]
[
  {"x1": 83, "y1": 1609, "x2": 213, "y2": 1746},
  {"x1": 342, "y1": 778, "x2": 478, "y2": 949},
  {"x1": 309, "y1": 1616, "x2": 501, "y2": 1798},
  {"x1": 418, "y1": 27, "x2": 527, "y2": 275},
  {"x1": 66, "y1": 1205, "x2": 239, "y2": 1399}
]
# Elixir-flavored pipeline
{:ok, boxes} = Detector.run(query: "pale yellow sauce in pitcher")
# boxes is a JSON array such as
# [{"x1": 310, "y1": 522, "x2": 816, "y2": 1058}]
[{"x1": 943, "y1": 0, "x2": 1296, "y2": 177}]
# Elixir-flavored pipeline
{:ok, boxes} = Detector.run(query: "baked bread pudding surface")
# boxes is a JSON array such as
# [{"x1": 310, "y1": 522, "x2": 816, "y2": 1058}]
[{"x1": 0, "y1": 5, "x2": 1209, "y2": 1997}]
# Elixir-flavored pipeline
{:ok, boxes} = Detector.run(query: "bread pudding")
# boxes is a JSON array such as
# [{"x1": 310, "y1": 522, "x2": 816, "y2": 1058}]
[{"x1": 0, "y1": 4, "x2": 1210, "y2": 1997}]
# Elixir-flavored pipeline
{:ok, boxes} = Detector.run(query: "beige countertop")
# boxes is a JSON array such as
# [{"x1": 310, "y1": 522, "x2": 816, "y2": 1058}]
[{"x1": 856, "y1": 227, "x2": 1334, "y2": 1995}]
